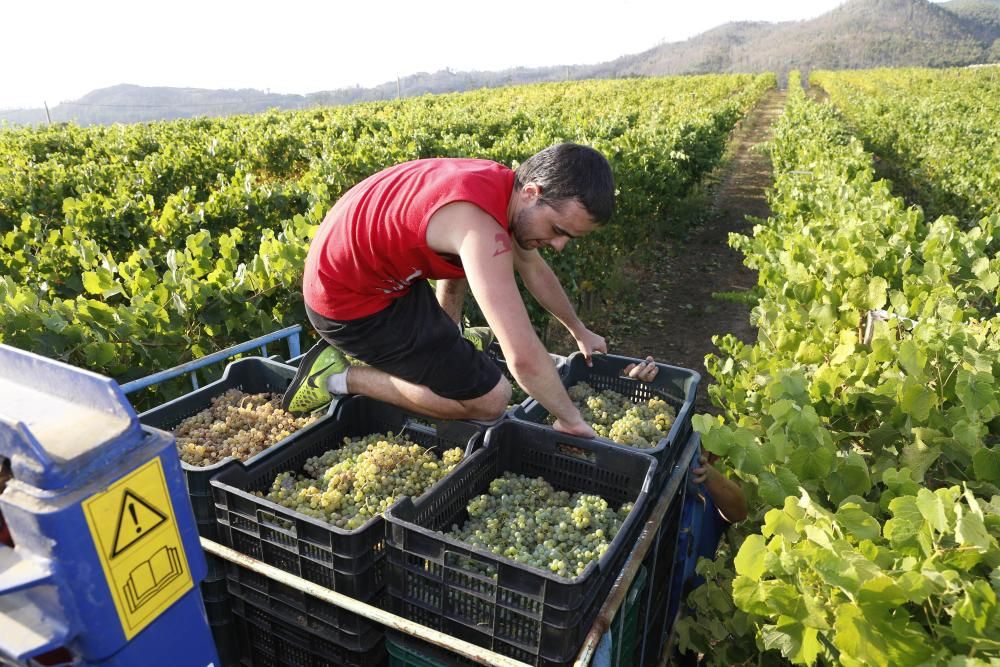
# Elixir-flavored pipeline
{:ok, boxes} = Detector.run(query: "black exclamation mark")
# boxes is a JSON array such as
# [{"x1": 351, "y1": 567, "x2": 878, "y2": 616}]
[{"x1": 129, "y1": 502, "x2": 141, "y2": 533}]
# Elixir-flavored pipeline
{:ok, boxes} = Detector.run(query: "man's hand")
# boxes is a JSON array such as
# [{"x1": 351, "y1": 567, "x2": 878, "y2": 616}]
[
  {"x1": 622, "y1": 355, "x2": 658, "y2": 382},
  {"x1": 553, "y1": 417, "x2": 597, "y2": 439},
  {"x1": 574, "y1": 328, "x2": 607, "y2": 366}
]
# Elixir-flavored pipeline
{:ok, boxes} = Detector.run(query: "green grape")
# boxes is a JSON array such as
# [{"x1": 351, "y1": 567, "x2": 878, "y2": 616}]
[
  {"x1": 258, "y1": 432, "x2": 464, "y2": 528},
  {"x1": 550, "y1": 382, "x2": 676, "y2": 449},
  {"x1": 174, "y1": 389, "x2": 319, "y2": 466},
  {"x1": 446, "y1": 472, "x2": 634, "y2": 580}
]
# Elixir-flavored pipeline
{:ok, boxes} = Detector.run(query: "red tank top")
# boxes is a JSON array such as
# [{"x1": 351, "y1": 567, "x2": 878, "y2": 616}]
[{"x1": 303, "y1": 158, "x2": 515, "y2": 320}]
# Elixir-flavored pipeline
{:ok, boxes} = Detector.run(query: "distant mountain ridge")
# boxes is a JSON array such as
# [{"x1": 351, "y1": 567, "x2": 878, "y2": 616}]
[
  {"x1": 3, "y1": 0, "x2": 997, "y2": 126},
  {"x1": 586, "y1": 0, "x2": 999, "y2": 78}
]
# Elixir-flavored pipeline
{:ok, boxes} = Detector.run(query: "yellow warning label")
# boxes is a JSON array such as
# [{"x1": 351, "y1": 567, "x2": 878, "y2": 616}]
[
  {"x1": 83, "y1": 457, "x2": 193, "y2": 639},
  {"x1": 112, "y1": 489, "x2": 167, "y2": 557}
]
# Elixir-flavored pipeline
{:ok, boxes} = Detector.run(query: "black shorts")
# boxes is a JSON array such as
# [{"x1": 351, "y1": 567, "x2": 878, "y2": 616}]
[{"x1": 305, "y1": 282, "x2": 502, "y2": 401}]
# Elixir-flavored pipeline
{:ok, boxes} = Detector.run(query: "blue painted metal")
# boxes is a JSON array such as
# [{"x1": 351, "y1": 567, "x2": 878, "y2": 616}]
[
  {"x1": 0, "y1": 345, "x2": 142, "y2": 491},
  {"x1": 0, "y1": 344, "x2": 218, "y2": 666},
  {"x1": 593, "y1": 631, "x2": 613, "y2": 667},
  {"x1": 286, "y1": 332, "x2": 301, "y2": 359},
  {"x1": 120, "y1": 324, "x2": 302, "y2": 395}
]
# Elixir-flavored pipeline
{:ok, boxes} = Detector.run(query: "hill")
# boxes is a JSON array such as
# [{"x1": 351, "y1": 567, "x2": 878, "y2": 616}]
[
  {"x1": 941, "y1": 0, "x2": 1000, "y2": 30},
  {"x1": 599, "y1": 0, "x2": 999, "y2": 79},
  {"x1": 2, "y1": 0, "x2": 997, "y2": 126}
]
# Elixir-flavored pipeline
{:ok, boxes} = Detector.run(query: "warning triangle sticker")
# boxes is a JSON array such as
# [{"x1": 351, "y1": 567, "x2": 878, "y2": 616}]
[{"x1": 111, "y1": 489, "x2": 168, "y2": 558}]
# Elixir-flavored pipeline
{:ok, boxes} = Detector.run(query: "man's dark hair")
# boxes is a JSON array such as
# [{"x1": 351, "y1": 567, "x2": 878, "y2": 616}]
[{"x1": 513, "y1": 143, "x2": 615, "y2": 224}]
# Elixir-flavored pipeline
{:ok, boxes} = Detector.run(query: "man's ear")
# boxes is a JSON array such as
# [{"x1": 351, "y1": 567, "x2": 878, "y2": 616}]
[{"x1": 522, "y1": 182, "x2": 542, "y2": 201}]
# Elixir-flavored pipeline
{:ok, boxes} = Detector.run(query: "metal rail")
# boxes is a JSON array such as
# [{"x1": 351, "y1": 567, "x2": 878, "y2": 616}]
[
  {"x1": 120, "y1": 324, "x2": 302, "y2": 394},
  {"x1": 200, "y1": 538, "x2": 531, "y2": 667},
  {"x1": 574, "y1": 436, "x2": 699, "y2": 667}
]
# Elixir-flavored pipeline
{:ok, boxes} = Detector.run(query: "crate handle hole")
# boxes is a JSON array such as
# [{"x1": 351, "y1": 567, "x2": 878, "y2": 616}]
[
  {"x1": 444, "y1": 550, "x2": 497, "y2": 580},
  {"x1": 258, "y1": 509, "x2": 296, "y2": 535},
  {"x1": 556, "y1": 443, "x2": 597, "y2": 462}
]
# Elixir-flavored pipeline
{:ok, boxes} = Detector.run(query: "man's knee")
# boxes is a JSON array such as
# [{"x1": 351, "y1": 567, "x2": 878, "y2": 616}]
[{"x1": 464, "y1": 376, "x2": 511, "y2": 421}]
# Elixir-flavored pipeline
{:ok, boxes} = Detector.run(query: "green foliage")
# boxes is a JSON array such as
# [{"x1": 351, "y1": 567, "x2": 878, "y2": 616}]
[
  {"x1": 813, "y1": 67, "x2": 1000, "y2": 226},
  {"x1": 732, "y1": 490, "x2": 1000, "y2": 665},
  {"x1": 0, "y1": 75, "x2": 774, "y2": 405},
  {"x1": 684, "y1": 70, "x2": 1000, "y2": 664}
]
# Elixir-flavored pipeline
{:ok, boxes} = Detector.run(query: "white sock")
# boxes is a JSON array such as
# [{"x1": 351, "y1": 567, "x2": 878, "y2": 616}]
[{"x1": 325, "y1": 370, "x2": 349, "y2": 395}]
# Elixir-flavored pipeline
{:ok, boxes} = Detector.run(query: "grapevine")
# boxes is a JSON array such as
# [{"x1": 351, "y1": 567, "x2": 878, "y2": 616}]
[
  {"x1": 678, "y1": 72, "x2": 1000, "y2": 666},
  {"x1": 0, "y1": 74, "x2": 775, "y2": 410}
]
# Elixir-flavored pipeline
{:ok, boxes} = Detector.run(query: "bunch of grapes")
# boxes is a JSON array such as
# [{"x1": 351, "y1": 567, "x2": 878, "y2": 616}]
[
  {"x1": 261, "y1": 432, "x2": 464, "y2": 530},
  {"x1": 447, "y1": 472, "x2": 634, "y2": 579},
  {"x1": 173, "y1": 389, "x2": 318, "y2": 466},
  {"x1": 552, "y1": 382, "x2": 676, "y2": 449}
]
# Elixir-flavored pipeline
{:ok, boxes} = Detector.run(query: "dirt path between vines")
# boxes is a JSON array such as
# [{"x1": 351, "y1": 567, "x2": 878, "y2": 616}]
[{"x1": 579, "y1": 90, "x2": 787, "y2": 415}]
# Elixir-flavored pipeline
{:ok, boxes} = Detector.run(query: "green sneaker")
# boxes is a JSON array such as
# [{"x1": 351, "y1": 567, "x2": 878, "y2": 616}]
[
  {"x1": 462, "y1": 326, "x2": 495, "y2": 352},
  {"x1": 281, "y1": 342, "x2": 349, "y2": 414}
]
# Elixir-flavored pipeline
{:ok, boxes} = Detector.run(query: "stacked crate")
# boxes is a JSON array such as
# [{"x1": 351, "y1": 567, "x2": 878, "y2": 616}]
[
  {"x1": 383, "y1": 420, "x2": 658, "y2": 666},
  {"x1": 209, "y1": 395, "x2": 487, "y2": 666},
  {"x1": 140, "y1": 357, "x2": 338, "y2": 667},
  {"x1": 151, "y1": 351, "x2": 699, "y2": 665}
]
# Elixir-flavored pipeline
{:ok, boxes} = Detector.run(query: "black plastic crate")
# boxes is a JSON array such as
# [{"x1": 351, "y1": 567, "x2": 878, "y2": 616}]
[
  {"x1": 225, "y1": 558, "x2": 388, "y2": 646},
  {"x1": 211, "y1": 395, "x2": 486, "y2": 601},
  {"x1": 629, "y1": 434, "x2": 697, "y2": 667},
  {"x1": 285, "y1": 352, "x2": 306, "y2": 367},
  {"x1": 233, "y1": 596, "x2": 386, "y2": 667},
  {"x1": 197, "y1": 554, "x2": 238, "y2": 667},
  {"x1": 386, "y1": 566, "x2": 649, "y2": 667},
  {"x1": 512, "y1": 353, "x2": 699, "y2": 483},
  {"x1": 635, "y1": 492, "x2": 684, "y2": 667},
  {"x1": 229, "y1": 587, "x2": 384, "y2": 654},
  {"x1": 139, "y1": 357, "x2": 337, "y2": 540},
  {"x1": 384, "y1": 419, "x2": 657, "y2": 665}
]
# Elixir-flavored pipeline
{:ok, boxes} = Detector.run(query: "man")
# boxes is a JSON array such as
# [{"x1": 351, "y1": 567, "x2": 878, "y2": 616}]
[{"x1": 283, "y1": 143, "x2": 657, "y2": 436}]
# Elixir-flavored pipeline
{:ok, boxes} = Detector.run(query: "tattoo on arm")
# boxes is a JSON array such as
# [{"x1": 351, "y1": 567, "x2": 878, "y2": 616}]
[{"x1": 492, "y1": 232, "x2": 512, "y2": 257}]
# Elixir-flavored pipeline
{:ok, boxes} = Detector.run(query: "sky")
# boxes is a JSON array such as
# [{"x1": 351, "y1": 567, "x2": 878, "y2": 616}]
[{"x1": 0, "y1": 0, "x2": 853, "y2": 110}]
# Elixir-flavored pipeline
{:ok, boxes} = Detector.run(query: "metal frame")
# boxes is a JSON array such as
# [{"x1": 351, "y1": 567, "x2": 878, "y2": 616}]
[
  {"x1": 119, "y1": 325, "x2": 302, "y2": 394},
  {"x1": 582, "y1": 440, "x2": 697, "y2": 667}
]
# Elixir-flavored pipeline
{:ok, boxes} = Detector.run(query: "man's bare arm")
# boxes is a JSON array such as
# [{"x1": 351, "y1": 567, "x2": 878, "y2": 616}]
[
  {"x1": 513, "y1": 245, "x2": 607, "y2": 361},
  {"x1": 426, "y1": 203, "x2": 594, "y2": 436}
]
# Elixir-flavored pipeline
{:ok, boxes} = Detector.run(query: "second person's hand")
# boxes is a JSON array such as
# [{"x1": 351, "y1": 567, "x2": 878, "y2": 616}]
[
  {"x1": 691, "y1": 454, "x2": 711, "y2": 485},
  {"x1": 622, "y1": 355, "x2": 658, "y2": 382}
]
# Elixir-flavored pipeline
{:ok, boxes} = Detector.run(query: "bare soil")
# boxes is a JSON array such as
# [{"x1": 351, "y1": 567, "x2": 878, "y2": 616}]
[{"x1": 551, "y1": 91, "x2": 787, "y2": 414}]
